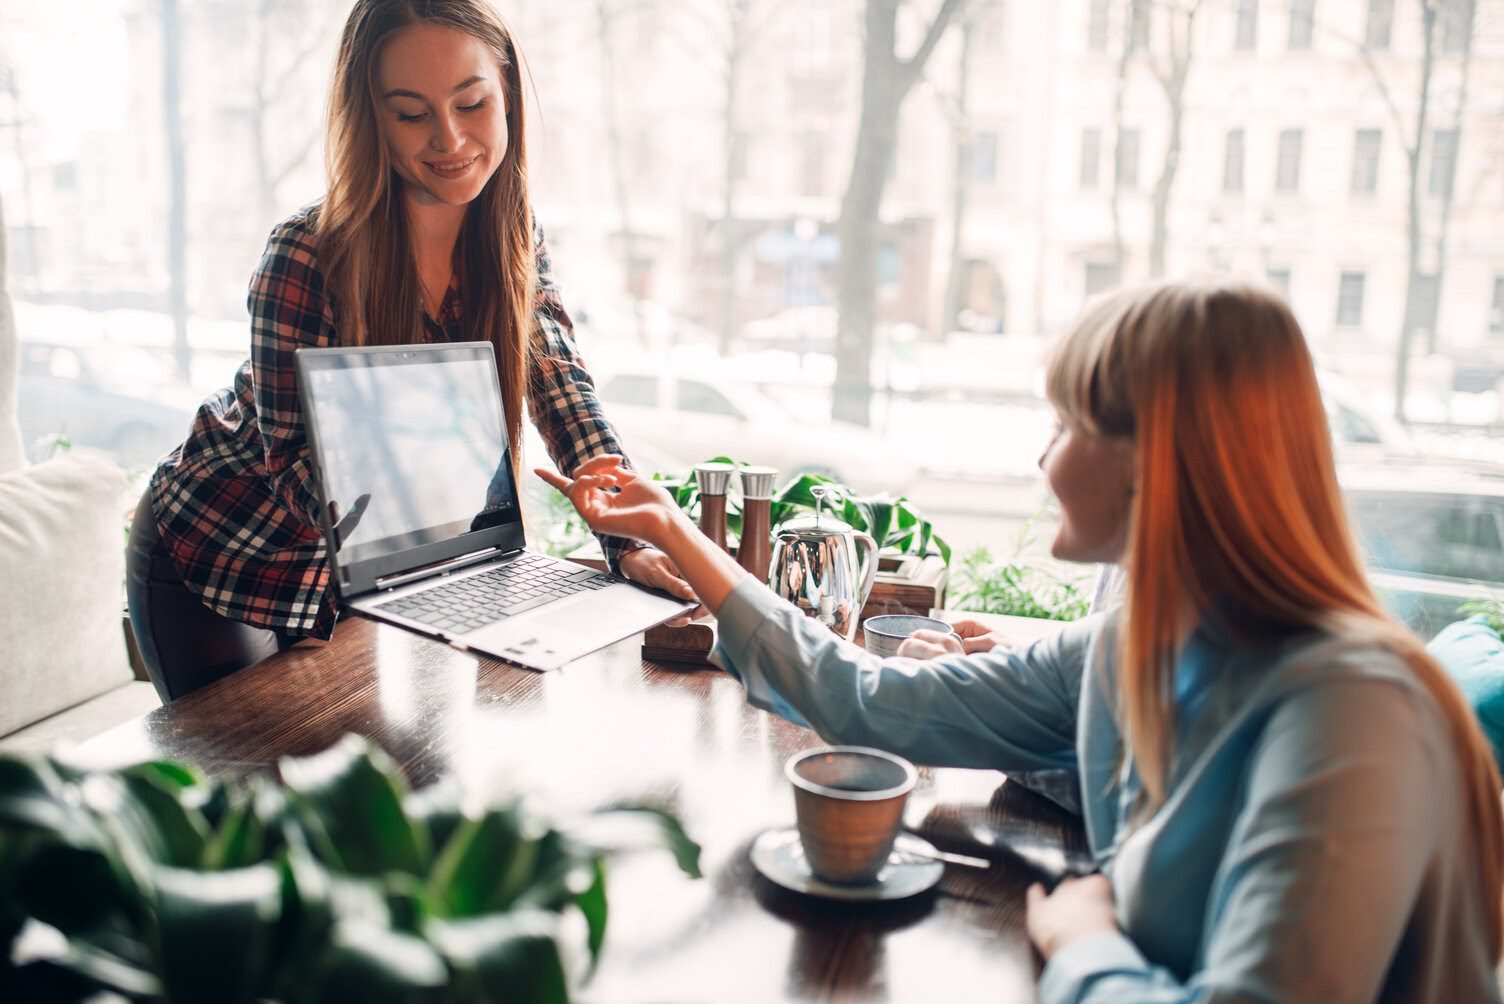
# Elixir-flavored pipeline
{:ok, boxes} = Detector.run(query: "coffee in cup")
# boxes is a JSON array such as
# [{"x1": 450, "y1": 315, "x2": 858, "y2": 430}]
[{"x1": 785, "y1": 745, "x2": 917, "y2": 884}]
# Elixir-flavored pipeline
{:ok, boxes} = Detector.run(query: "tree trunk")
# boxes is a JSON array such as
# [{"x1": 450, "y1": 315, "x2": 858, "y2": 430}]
[
  {"x1": 717, "y1": 0, "x2": 748, "y2": 357},
  {"x1": 833, "y1": 0, "x2": 966, "y2": 427},
  {"x1": 1426, "y1": 1, "x2": 1473, "y2": 355},
  {"x1": 1394, "y1": 1, "x2": 1438, "y2": 424},
  {"x1": 939, "y1": 10, "x2": 975, "y2": 340},
  {"x1": 1107, "y1": 0, "x2": 1134, "y2": 276},
  {"x1": 1147, "y1": 6, "x2": 1197, "y2": 279},
  {"x1": 162, "y1": 0, "x2": 190, "y2": 383}
]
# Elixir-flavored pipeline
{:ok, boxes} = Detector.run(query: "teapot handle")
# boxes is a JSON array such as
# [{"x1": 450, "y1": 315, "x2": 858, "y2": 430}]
[{"x1": 853, "y1": 531, "x2": 878, "y2": 611}]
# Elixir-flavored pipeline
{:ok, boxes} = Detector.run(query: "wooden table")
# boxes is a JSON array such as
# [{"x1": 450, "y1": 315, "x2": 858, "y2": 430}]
[{"x1": 76, "y1": 615, "x2": 1084, "y2": 1003}]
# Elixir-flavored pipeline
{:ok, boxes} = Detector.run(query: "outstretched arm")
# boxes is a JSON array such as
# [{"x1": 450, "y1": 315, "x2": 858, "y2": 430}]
[
  {"x1": 535, "y1": 455, "x2": 745, "y2": 611},
  {"x1": 537, "y1": 457, "x2": 1087, "y2": 773}
]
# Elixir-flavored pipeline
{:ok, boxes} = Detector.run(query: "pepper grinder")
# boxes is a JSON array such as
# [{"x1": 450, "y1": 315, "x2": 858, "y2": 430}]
[
  {"x1": 694, "y1": 462, "x2": 735, "y2": 553},
  {"x1": 736, "y1": 466, "x2": 778, "y2": 581}
]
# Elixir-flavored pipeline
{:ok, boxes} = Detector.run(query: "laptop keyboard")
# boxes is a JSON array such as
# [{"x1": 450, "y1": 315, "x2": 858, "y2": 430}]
[{"x1": 374, "y1": 554, "x2": 613, "y2": 634}]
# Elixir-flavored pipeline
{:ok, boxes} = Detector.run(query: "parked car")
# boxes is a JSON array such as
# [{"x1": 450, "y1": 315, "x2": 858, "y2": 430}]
[
  {"x1": 16, "y1": 339, "x2": 195, "y2": 468},
  {"x1": 595, "y1": 368, "x2": 921, "y2": 495},
  {"x1": 1341, "y1": 464, "x2": 1504, "y2": 638}
]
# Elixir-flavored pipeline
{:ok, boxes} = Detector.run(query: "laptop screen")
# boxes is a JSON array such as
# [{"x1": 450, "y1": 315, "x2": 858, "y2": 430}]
[{"x1": 299, "y1": 346, "x2": 519, "y2": 569}]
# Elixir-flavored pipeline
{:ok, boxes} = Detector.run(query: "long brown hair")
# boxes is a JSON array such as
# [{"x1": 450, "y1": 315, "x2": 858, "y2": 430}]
[
  {"x1": 1047, "y1": 279, "x2": 1504, "y2": 954},
  {"x1": 319, "y1": 0, "x2": 534, "y2": 467}
]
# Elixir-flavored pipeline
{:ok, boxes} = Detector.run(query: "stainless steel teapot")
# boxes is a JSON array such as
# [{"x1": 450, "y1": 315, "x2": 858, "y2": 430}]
[{"x1": 767, "y1": 486, "x2": 877, "y2": 641}]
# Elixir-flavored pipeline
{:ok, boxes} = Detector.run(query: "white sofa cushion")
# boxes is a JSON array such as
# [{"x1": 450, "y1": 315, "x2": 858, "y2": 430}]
[
  {"x1": 0, "y1": 450, "x2": 131, "y2": 736},
  {"x1": 0, "y1": 197, "x2": 28, "y2": 475}
]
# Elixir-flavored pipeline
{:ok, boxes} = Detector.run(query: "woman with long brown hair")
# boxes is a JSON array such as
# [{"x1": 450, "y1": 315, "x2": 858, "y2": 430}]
[
  {"x1": 541, "y1": 279, "x2": 1504, "y2": 1000},
  {"x1": 128, "y1": 0, "x2": 693, "y2": 702}
]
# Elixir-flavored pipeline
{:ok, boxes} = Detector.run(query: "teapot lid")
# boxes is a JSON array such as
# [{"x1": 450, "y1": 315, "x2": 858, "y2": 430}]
[{"x1": 777, "y1": 485, "x2": 855, "y2": 538}]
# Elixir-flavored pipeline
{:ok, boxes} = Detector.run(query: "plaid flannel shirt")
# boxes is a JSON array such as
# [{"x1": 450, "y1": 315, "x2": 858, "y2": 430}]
[{"x1": 149, "y1": 205, "x2": 643, "y2": 640}]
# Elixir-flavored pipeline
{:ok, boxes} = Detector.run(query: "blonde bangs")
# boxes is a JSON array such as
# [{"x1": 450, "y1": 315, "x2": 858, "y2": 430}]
[{"x1": 1045, "y1": 289, "x2": 1140, "y2": 438}]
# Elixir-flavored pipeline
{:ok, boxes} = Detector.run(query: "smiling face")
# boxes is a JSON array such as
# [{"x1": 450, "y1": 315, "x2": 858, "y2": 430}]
[
  {"x1": 375, "y1": 23, "x2": 508, "y2": 208},
  {"x1": 1038, "y1": 415, "x2": 1137, "y2": 564}
]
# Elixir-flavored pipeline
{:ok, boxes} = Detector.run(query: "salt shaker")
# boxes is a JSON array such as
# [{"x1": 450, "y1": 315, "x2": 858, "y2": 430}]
[
  {"x1": 694, "y1": 462, "x2": 735, "y2": 553},
  {"x1": 736, "y1": 466, "x2": 778, "y2": 581}
]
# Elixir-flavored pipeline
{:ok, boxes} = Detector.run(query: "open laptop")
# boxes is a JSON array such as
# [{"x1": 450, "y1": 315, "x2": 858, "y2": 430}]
[{"x1": 295, "y1": 341, "x2": 694, "y2": 671}]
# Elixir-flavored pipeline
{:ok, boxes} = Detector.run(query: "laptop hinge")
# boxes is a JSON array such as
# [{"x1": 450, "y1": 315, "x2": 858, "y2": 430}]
[{"x1": 374, "y1": 546, "x2": 517, "y2": 591}]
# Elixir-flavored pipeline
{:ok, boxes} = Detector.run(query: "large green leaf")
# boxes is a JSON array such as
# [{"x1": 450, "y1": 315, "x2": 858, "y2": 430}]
[
  {"x1": 426, "y1": 806, "x2": 540, "y2": 918},
  {"x1": 0, "y1": 756, "x2": 96, "y2": 841},
  {"x1": 153, "y1": 863, "x2": 283, "y2": 1004},
  {"x1": 279, "y1": 737, "x2": 426, "y2": 876},
  {"x1": 402, "y1": 783, "x2": 466, "y2": 869},
  {"x1": 429, "y1": 910, "x2": 570, "y2": 1004},
  {"x1": 6, "y1": 934, "x2": 162, "y2": 1000},
  {"x1": 119, "y1": 770, "x2": 210, "y2": 867},
  {"x1": 15, "y1": 843, "x2": 127, "y2": 935},
  {"x1": 308, "y1": 922, "x2": 448, "y2": 1004},
  {"x1": 573, "y1": 857, "x2": 608, "y2": 967},
  {"x1": 268, "y1": 849, "x2": 335, "y2": 1002},
  {"x1": 203, "y1": 794, "x2": 267, "y2": 871}
]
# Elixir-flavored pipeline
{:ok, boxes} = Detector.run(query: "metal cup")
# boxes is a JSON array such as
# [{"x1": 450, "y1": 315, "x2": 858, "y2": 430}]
[{"x1": 786, "y1": 746, "x2": 917, "y2": 885}]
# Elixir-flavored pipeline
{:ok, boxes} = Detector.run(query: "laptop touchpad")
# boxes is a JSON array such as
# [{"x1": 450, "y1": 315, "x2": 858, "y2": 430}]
[{"x1": 464, "y1": 583, "x2": 687, "y2": 670}]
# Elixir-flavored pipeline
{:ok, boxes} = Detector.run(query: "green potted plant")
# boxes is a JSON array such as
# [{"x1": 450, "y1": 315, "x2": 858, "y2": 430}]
[
  {"x1": 653, "y1": 459, "x2": 950, "y2": 563},
  {"x1": 0, "y1": 735, "x2": 699, "y2": 1002}
]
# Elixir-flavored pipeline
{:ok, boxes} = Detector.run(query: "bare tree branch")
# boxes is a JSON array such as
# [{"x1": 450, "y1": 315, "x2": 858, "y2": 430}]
[{"x1": 899, "y1": 0, "x2": 970, "y2": 93}]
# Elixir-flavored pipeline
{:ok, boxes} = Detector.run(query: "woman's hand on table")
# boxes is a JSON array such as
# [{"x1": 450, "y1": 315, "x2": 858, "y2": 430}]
[
  {"x1": 619, "y1": 545, "x2": 698, "y2": 603},
  {"x1": 896, "y1": 619, "x2": 1015, "y2": 659},
  {"x1": 1026, "y1": 874, "x2": 1121, "y2": 961}
]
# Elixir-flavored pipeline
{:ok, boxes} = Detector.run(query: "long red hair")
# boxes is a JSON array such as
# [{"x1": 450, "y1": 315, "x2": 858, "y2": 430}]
[{"x1": 1047, "y1": 279, "x2": 1504, "y2": 955}]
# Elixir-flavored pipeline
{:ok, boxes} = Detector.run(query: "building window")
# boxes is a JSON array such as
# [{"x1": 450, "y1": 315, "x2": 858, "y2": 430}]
[
  {"x1": 1288, "y1": 0, "x2": 1315, "y2": 50},
  {"x1": 1080, "y1": 127, "x2": 1102, "y2": 190},
  {"x1": 1234, "y1": 0, "x2": 1259, "y2": 51},
  {"x1": 1439, "y1": 0, "x2": 1474, "y2": 56},
  {"x1": 1087, "y1": 0, "x2": 1110, "y2": 52},
  {"x1": 970, "y1": 130, "x2": 999, "y2": 186},
  {"x1": 1489, "y1": 276, "x2": 1504, "y2": 337},
  {"x1": 1129, "y1": 0, "x2": 1151, "y2": 49},
  {"x1": 1337, "y1": 271, "x2": 1366, "y2": 328},
  {"x1": 1267, "y1": 268, "x2": 1292, "y2": 299},
  {"x1": 1409, "y1": 273, "x2": 1441, "y2": 335},
  {"x1": 799, "y1": 130, "x2": 826, "y2": 198},
  {"x1": 1116, "y1": 127, "x2": 1141, "y2": 190},
  {"x1": 1429, "y1": 128, "x2": 1459, "y2": 199},
  {"x1": 1351, "y1": 129, "x2": 1382, "y2": 196},
  {"x1": 1223, "y1": 128, "x2": 1246, "y2": 194},
  {"x1": 1276, "y1": 128, "x2": 1304, "y2": 193},
  {"x1": 1365, "y1": 0, "x2": 1394, "y2": 50},
  {"x1": 1085, "y1": 261, "x2": 1122, "y2": 300}
]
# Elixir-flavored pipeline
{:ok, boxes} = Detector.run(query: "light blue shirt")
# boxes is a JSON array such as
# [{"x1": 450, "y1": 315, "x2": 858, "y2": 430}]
[{"x1": 710, "y1": 579, "x2": 1499, "y2": 1003}]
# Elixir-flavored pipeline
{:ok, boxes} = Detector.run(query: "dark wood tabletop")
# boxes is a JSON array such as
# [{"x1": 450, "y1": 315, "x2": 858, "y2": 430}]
[{"x1": 76, "y1": 615, "x2": 1086, "y2": 1003}]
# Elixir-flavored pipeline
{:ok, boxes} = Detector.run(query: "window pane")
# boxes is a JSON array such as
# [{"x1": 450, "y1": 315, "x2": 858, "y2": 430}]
[
  {"x1": 1439, "y1": 0, "x2": 1474, "y2": 56},
  {"x1": 1351, "y1": 128, "x2": 1381, "y2": 195},
  {"x1": 1491, "y1": 276, "x2": 1504, "y2": 336},
  {"x1": 1087, "y1": 0, "x2": 1110, "y2": 51},
  {"x1": 970, "y1": 130, "x2": 998, "y2": 186},
  {"x1": 1116, "y1": 128, "x2": 1140, "y2": 190},
  {"x1": 1276, "y1": 128, "x2": 1304, "y2": 192},
  {"x1": 1235, "y1": 0, "x2": 1259, "y2": 51},
  {"x1": 1084, "y1": 261, "x2": 1121, "y2": 300},
  {"x1": 1408, "y1": 273, "x2": 1441, "y2": 334},
  {"x1": 1288, "y1": 0, "x2": 1316, "y2": 50},
  {"x1": 1223, "y1": 129, "x2": 1245, "y2": 194},
  {"x1": 601, "y1": 374, "x2": 658, "y2": 408},
  {"x1": 1366, "y1": 0, "x2": 1395, "y2": 49},
  {"x1": 1429, "y1": 128, "x2": 1459, "y2": 199},
  {"x1": 675, "y1": 380, "x2": 742, "y2": 419},
  {"x1": 1337, "y1": 271, "x2": 1366, "y2": 327},
  {"x1": 1079, "y1": 127, "x2": 1101, "y2": 189},
  {"x1": 1267, "y1": 268, "x2": 1292, "y2": 299}
]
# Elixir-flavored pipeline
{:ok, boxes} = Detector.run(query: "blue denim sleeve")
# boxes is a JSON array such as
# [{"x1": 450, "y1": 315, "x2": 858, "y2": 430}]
[{"x1": 709, "y1": 578, "x2": 1092, "y2": 772}]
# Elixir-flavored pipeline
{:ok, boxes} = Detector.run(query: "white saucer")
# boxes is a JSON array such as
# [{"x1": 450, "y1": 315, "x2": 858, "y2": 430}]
[{"x1": 750, "y1": 826, "x2": 945, "y2": 902}]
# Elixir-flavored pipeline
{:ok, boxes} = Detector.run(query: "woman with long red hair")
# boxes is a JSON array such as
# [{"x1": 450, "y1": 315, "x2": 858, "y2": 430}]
[{"x1": 541, "y1": 279, "x2": 1503, "y2": 1000}]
